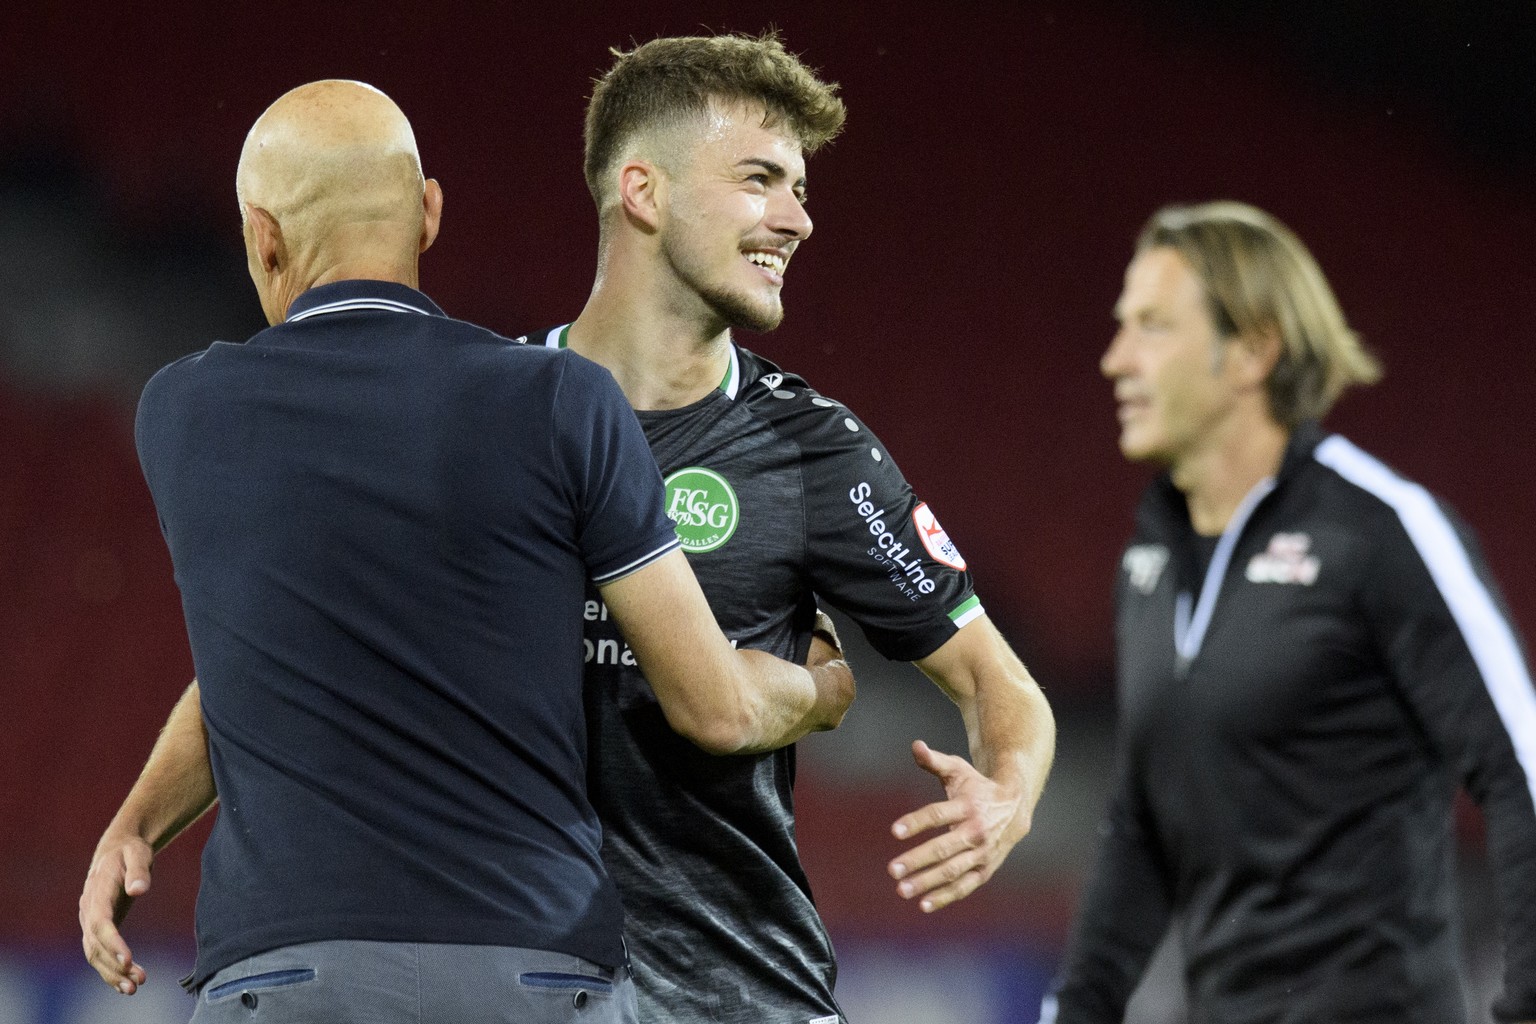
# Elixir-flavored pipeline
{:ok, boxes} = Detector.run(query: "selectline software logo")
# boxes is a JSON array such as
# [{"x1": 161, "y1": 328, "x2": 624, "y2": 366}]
[{"x1": 664, "y1": 467, "x2": 739, "y2": 553}]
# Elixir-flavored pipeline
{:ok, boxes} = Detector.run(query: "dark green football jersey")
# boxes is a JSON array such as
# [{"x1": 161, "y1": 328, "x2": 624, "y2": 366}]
[{"x1": 523, "y1": 328, "x2": 983, "y2": 1024}]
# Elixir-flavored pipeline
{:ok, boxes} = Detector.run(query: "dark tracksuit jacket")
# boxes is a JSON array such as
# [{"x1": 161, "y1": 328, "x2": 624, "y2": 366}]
[{"x1": 1045, "y1": 422, "x2": 1536, "y2": 1024}]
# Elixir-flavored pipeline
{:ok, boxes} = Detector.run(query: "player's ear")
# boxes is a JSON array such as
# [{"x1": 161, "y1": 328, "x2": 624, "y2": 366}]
[
  {"x1": 419, "y1": 178, "x2": 443, "y2": 254},
  {"x1": 1232, "y1": 321, "x2": 1282, "y2": 389},
  {"x1": 618, "y1": 160, "x2": 663, "y2": 233},
  {"x1": 244, "y1": 204, "x2": 285, "y2": 275}
]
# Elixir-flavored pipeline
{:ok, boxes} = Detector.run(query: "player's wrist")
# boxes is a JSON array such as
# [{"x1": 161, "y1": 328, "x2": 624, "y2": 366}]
[
  {"x1": 810, "y1": 609, "x2": 842, "y2": 658},
  {"x1": 810, "y1": 659, "x2": 855, "y2": 730}
]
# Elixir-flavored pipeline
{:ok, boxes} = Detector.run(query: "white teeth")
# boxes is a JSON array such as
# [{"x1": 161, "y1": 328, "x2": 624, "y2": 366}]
[{"x1": 746, "y1": 252, "x2": 786, "y2": 275}]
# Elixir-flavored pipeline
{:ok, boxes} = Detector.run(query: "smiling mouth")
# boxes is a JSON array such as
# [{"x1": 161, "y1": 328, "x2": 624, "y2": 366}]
[
  {"x1": 1116, "y1": 398, "x2": 1149, "y2": 422},
  {"x1": 745, "y1": 251, "x2": 787, "y2": 276}
]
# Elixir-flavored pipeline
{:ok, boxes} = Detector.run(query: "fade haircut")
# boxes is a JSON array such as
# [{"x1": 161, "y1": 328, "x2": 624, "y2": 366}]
[
  {"x1": 583, "y1": 31, "x2": 846, "y2": 211},
  {"x1": 1138, "y1": 201, "x2": 1382, "y2": 426}
]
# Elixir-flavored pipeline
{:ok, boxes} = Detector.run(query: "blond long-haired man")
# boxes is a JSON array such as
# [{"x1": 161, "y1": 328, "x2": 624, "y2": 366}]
[{"x1": 1043, "y1": 202, "x2": 1536, "y2": 1024}]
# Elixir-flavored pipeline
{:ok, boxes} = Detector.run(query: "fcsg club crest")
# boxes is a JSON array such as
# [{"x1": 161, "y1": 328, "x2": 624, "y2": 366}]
[{"x1": 663, "y1": 466, "x2": 739, "y2": 553}]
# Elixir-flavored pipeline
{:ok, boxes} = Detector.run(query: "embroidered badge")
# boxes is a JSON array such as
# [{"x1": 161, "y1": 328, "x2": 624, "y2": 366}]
[
  {"x1": 1245, "y1": 532, "x2": 1321, "y2": 586},
  {"x1": 664, "y1": 467, "x2": 739, "y2": 553},
  {"x1": 1123, "y1": 544, "x2": 1169, "y2": 595}
]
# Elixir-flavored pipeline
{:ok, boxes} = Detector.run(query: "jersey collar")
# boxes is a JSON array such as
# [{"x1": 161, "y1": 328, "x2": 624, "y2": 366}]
[
  {"x1": 284, "y1": 280, "x2": 446, "y2": 323},
  {"x1": 541, "y1": 324, "x2": 742, "y2": 399}
]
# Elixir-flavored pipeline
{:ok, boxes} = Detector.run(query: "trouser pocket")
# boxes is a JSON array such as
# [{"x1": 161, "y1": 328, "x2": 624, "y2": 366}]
[
  {"x1": 198, "y1": 967, "x2": 319, "y2": 1016},
  {"x1": 518, "y1": 970, "x2": 615, "y2": 1009}
]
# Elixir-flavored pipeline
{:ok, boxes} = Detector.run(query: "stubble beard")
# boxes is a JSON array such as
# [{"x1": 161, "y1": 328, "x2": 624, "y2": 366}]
[
  {"x1": 698, "y1": 281, "x2": 784, "y2": 333},
  {"x1": 661, "y1": 226, "x2": 786, "y2": 334}
]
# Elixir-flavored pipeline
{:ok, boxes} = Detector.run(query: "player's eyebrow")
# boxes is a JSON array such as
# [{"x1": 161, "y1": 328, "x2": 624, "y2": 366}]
[{"x1": 737, "y1": 157, "x2": 807, "y2": 192}]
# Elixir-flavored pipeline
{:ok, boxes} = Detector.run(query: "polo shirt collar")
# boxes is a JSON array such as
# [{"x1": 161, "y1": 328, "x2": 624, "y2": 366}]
[{"x1": 284, "y1": 280, "x2": 445, "y2": 322}]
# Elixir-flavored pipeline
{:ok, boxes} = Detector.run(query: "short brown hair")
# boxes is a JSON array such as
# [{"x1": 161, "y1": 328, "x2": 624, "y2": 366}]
[
  {"x1": 1137, "y1": 201, "x2": 1382, "y2": 425},
  {"x1": 583, "y1": 31, "x2": 846, "y2": 209}
]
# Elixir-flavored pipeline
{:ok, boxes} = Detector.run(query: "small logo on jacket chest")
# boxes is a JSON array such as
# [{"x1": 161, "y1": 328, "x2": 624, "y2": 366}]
[
  {"x1": 1246, "y1": 532, "x2": 1320, "y2": 585},
  {"x1": 1123, "y1": 544, "x2": 1169, "y2": 595}
]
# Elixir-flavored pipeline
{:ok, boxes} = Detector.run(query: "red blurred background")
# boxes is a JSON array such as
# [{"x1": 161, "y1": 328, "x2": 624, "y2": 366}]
[{"x1": 3, "y1": 3, "x2": 1531, "y2": 1020}]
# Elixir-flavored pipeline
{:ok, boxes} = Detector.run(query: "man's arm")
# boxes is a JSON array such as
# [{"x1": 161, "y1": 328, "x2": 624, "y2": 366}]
[
  {"x1": 600, "y1": 550, "x2": 855, "y2": 755},
  {"x1": 1041, "y1": 778, "x2": 1174, "y2": 1023},
  {"x1": 884, "y1": 614, "x2": 1054, "y2": 912},
  {"x1": 1356, "y1": 506, "x2": 1536, "y2": 1024},
  {"x1": 80, "y1": 679, "x2": 217, "y2": 994}
]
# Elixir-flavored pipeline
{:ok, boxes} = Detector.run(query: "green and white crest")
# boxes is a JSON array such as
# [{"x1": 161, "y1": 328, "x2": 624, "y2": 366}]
[{"x1": 663, "y1": 466, "x2": 739, "y2": 553}]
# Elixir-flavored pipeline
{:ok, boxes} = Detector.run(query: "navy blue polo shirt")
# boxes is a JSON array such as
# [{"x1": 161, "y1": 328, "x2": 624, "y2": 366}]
[{"x1": 135, "y1": 280, "x2": 679, "y2": 989}]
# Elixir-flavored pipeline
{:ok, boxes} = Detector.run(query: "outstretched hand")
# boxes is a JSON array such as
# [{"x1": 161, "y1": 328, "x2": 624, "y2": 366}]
[
  {"x1": 79, "y1": 833, "x2": 154, "y2": 994},
  {"x1": 886, "y1": 739, "x2": 1031, "y2": 912}
]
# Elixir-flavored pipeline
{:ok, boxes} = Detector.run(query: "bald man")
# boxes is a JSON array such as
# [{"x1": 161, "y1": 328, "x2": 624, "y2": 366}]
[{"x1": 78, "y1": 80, "x2": 851, "y2": 1023}]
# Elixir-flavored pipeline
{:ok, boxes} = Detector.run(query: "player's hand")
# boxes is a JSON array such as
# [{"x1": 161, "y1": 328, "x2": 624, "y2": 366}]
[
  {"x1": 805, "y1": 609, "x2": 843, "y2": 669},
  {"x1": 80, "y1": 832, "x2": 154, "y2": 994},
  {"x1": 886, "y1": 739, "x2": 1029, "y2": 912},
  {"x1": 805, "y1": 610, "x2": 854, "y2": 730}
]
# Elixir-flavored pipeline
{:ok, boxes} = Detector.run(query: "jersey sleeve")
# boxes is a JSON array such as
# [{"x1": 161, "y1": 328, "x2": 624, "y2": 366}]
[
  {"x1": 788, "y1": 391, "x2": 980, "y2": 662},
  {"x1": 551, "y1": 353, "x2": 680, "y2": 584},
  {"x1": 1359, "y1": 498, "x2": 1536, "y2": 1022}
]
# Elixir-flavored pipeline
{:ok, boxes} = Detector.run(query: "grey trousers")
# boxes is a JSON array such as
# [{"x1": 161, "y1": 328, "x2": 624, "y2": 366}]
[{"x1": 189, "y1": 939, "x2": 638, "y2": 1023}]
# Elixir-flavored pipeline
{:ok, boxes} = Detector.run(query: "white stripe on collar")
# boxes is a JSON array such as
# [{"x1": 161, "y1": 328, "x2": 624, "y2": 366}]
[
  {"x1": 1174, "y1": 474, "x2": 1276, "y2": 667},
  {"x1": 720, "y1": 342, "x2": 741, "y2": 399},
  {"x1": 542, "y1": 324, "x2": 741, "y2": 398},
  {"x1": 287, "y1": 297, "x2": 434, "y2": 322}
]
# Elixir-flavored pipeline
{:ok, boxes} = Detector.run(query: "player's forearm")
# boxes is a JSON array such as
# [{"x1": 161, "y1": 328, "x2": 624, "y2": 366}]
[
  {"x1": 960, "y1": 665, "x2": 1054, "y2": 823},
  {"x1": 602, "y1": 551, "x2": 855, "y2": 754},
  {"x1": 918, "y1": 619, "x2": 1055, "y2": 830},
  {"x1": 718, "y1": 649, "x2": 853, "y2": 753},
  {"x1": 101, "y1": 680, "x2": 218, "y2": 852}
]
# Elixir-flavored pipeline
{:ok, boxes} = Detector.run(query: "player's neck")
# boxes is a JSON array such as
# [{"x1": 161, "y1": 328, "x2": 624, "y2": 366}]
[
  {"x1": 1171, "y1": 412, "x2": 1289, "y2": 536},
  {"x1": 569, "y1": 273, "x2": 733, "y2": 412},
  {"x1": 266, "y1": 254, "x2": 419, "y2": 322},
  {"x1": 309, "y1": 260, "x2": 418, "y2": 292}
]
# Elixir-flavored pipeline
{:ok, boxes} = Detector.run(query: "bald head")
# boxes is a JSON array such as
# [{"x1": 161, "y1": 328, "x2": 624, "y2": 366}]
[{"x1": 237, "y1": 81, "x2": 441, "y2": 319}]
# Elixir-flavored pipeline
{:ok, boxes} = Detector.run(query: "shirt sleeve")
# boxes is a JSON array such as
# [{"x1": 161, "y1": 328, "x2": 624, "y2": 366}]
[
  {"x1": 135, "y1": 354, "x2": 201, "y2": 542},
  {"x1": 1044, "y1": 786, "x2": 1174, "y2": 1023},
  {"x1": 552, "y1": 354, "x2": 680, "y2": 584},
  {"x1": 790, "y1": 393, "x2": 980, "y2": 662},
  {"x1": 1042, "y1": 573, "x2": 1174, "y2": 1024},
  {"x1": 1360, "y1": 497, "x2": 1536, "y2": 1023},
  {"x1": 134, "y1": 371, "x2": 163, "y2": 509}
]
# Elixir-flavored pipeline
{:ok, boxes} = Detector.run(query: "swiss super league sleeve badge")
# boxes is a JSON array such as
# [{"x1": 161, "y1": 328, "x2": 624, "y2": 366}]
[{"x1": 912, "y1": 502, "x2": 966, "y2": 571}]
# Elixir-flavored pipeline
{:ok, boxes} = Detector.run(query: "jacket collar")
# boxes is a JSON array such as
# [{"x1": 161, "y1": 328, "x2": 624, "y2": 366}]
[
  {"x1": 1274, "y1": 419, "x2": 1325, "y2": 482},
  {"x1": 1145, "y1": 420, "x2": 1326, "y2": 529}
]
